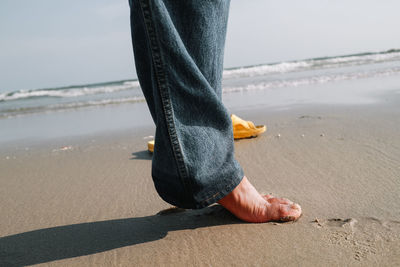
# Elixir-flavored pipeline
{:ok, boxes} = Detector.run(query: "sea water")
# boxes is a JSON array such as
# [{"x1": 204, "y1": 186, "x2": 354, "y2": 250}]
[{"x1": 1, "y1": 49, "x2": 400, "y2": 144}]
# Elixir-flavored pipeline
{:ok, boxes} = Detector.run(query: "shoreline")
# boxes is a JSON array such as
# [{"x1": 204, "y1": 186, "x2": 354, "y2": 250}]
[
  {"x1": 1, "y1": 82, "x2": 399, "y2": 155},
  {"x1": 1, "y1": 66, "x2": 400, "y2": 147}
]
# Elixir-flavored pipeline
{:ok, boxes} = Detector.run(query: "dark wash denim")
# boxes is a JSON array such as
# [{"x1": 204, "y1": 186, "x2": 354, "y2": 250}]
[{"x1": 129, "y1": 0, "x2": 244, "y2": 209}]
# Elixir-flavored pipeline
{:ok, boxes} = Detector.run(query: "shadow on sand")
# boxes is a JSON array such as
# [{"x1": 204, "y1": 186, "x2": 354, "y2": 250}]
[
  {"x1": 130, "y1": 150, "x2": 152, "y2": 160},
  {"x1": 0, "y1": 205, "x2": 239, "y2": 266}
]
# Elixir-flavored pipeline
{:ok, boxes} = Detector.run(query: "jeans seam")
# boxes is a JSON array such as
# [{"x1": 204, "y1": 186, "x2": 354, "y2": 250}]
[{"x1": 137, "y1": 0, "x2": 193, "y2": 197}]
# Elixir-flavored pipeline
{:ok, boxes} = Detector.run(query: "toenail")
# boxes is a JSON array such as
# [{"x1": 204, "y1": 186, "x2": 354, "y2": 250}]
[
  {"x1": 292, "y1": 203, "x2": 301, "y2": 210},
  {"x1": 280, "y1": 216, "x2": 295, "y2": 222}
]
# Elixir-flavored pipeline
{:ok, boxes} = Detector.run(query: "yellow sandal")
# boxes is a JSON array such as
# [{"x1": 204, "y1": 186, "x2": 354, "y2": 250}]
[
  {"x1": 231, "y1": 114, "x2": 267, "y2": 139},
  {"x1": 147, "y1": 114, "x2": 266, "y2": 153},
  {"x1": 147, "y1": 139, "x2": 155, "y2": 153}
]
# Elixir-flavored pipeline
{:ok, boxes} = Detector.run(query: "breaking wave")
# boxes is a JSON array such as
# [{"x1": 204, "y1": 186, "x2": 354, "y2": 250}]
[
  {"x1": 223, "y1": 49, "x2": 400, "y2": 78},
  {"x1": 0, "y1": 80, "x2": 140, "y2": 102}
]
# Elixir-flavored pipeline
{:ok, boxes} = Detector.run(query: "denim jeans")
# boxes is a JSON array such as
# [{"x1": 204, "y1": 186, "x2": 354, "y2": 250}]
[{"x1": 129, "y1": 0, "x2": 244, "y2": 209}]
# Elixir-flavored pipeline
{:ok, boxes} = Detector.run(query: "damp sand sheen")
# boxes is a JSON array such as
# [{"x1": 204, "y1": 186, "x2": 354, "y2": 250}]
[{"x1": 0, "y1": 50, "x2": 400, "y2": 266}]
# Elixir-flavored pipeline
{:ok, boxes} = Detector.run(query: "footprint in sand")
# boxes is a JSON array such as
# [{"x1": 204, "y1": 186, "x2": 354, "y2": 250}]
[{"x1": 311, "y1": 217, "x2": 400, "y2": 262}]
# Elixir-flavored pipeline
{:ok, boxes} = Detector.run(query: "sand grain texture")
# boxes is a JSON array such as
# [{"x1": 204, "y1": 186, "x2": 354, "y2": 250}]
[{"x1": 1, "y1": 104, "x2": 400, "y2": 266}]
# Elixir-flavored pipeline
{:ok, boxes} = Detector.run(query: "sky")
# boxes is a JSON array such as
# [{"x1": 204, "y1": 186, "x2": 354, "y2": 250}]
[{"x1": 1, "y1": 0, "x2": 399, "y2": 92}]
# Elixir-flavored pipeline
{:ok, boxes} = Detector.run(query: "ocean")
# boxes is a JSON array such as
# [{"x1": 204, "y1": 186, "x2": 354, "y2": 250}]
[{"x1": 1, "y1": 49, "x2": 400, "y2": 144}]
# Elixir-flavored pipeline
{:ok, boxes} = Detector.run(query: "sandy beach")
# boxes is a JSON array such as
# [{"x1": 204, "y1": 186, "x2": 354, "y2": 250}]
[
  {"x1": 1, "y1": 51, "x2": 400, "y2": 266},
  {"x1": 1, "y1": 91, "x2": 399, "y2": 266},
  {"x1": 1, "y1": 0, "x2": 400, "y2": 264}
]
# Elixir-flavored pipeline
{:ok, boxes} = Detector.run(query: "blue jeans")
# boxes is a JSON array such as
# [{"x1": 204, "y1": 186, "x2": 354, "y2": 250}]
[{"x1": 129, "y1": 0, "x2": 243, "y2": 209}]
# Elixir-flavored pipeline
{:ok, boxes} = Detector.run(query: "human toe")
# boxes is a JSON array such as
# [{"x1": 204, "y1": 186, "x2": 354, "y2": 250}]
[{"x1": 279, "y1": 203, "x2": 302, "y2": 222}]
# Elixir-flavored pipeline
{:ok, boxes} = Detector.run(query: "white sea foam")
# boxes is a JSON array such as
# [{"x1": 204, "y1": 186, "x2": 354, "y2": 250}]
[
  {"x1": 0, "y1": 80, "x2": 141, "y2": 102},
  {"x1": 0, "y1": 97, "x2": 146, "y2": 118},
  {"x1": 223, "y1": 67, "x2": 400, "y2": 93},
  {"x1": 223, "y1": 50, "x2": 400, "y2": 79},
  {"x1": 122, "y1": 80, "x2": 140, "y2": 87},
  {"x1": 223, "y1": 61, "x2": 311, "y2": 78},
  {"x1": 50, "y1": 96, "x2": 145, "y2": 108}
]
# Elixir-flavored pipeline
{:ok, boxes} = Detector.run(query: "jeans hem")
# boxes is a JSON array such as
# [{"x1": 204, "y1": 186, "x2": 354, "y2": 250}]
[{"x1": 196, "y1": 171, "x2": 244, "y2": 209}]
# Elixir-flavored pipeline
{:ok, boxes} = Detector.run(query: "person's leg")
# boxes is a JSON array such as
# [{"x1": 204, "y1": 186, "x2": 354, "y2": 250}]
[
  {"x1": 129, "y1": 0, "x2": 301, "y2": 222},
  {"x1": 129, "y1": 0, "x2": 243, "y2": 209}
]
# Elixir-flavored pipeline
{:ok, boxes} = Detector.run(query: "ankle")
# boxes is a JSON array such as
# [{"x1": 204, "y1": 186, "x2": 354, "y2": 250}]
[{"x1": 218, "y1": 176, "x2": 266, "y2": 219}]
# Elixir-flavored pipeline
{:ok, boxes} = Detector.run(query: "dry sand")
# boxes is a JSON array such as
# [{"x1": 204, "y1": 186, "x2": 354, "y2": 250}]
[{"x1": 1, "y1": 102, "x2": 400, "y2": 266}]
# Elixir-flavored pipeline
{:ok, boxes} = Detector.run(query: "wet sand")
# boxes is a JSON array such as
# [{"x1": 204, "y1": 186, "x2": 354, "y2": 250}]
[{"x1": 1, "y1": 98, "x2": 400, "y2": 266}]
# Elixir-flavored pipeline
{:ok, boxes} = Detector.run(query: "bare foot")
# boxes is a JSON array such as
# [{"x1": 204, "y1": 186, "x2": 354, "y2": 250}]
[{"x1": 218, "y1": 176, "x2": 302, "y2": 223}]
